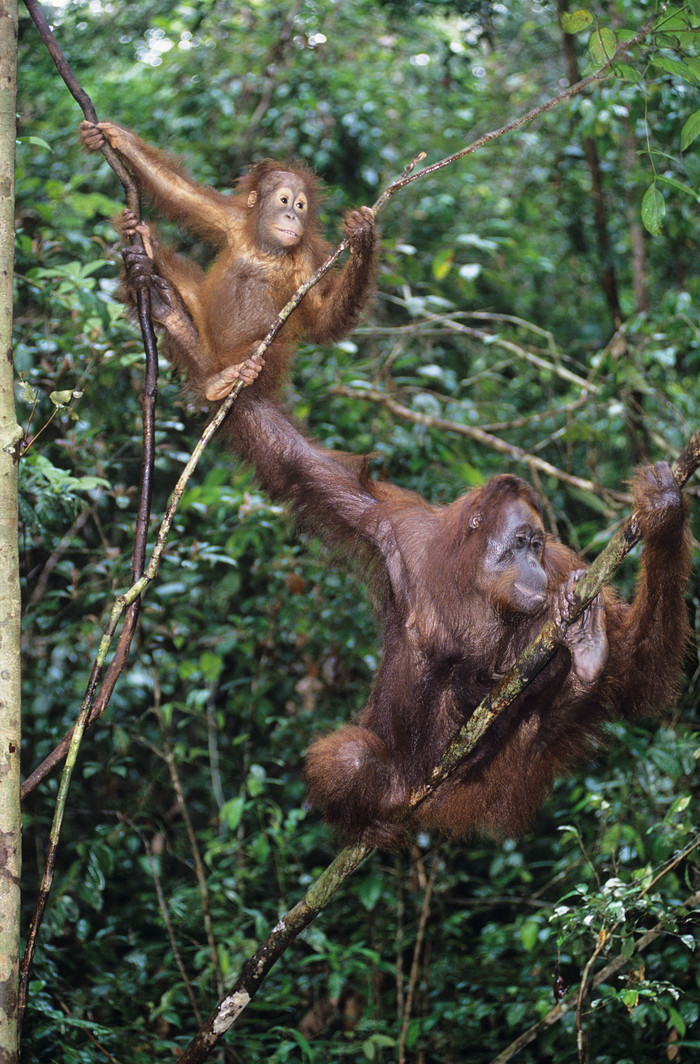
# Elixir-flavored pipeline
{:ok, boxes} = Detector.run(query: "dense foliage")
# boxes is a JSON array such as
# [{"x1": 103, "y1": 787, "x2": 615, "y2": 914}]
[{"x1": 14, "y1": 1, "x2": 700, "y2": 1061}]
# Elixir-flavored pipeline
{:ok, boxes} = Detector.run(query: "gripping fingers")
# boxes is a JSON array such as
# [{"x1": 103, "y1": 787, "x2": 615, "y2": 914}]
[
  {"x1": 238, "y1": 354, "x2": 266, "y2": 385},
  {"x1": 79, "y1": 120, "x2": 105, "y2": 152},
  {"x1": 344, "y1": 206, "x2": 375, "y2": 244},
  {"x1": 205, "y1": 354, "x2": 265, "y2": 400},
  {"x1": 553, "y1": 568, "x2": 586, "y2": 629},
  {"x1": 122, "y1": 245, "x2": 155, "y2": 283}
]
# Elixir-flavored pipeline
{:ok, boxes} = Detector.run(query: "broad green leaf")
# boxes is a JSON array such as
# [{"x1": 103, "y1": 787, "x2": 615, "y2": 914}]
[
  {"x1": 220, "y1": 796, "x2": 244, "y2": 831},
  {"x1": 668, "y1": 1007, "x2": 687, "y2": 1036},
  {"x1": 680, "y1": 109, "x2": 700, "y2": 151},
  {"x1": 199, "y1": 650, "x2": 223, "y2": 681},
  {"x1": 521, "y1": 918, "x2": 540, "y2": 951},
  {"x1": 246, "y1": 763, "x2": 266, "y2": 797},
  {"x1": 641, "y1": 183, "x2": 665, "y2": 235},
  {"x1": 561, "y1": 9, "x2": 594, "y2": 33},
  {"x1": 589, "y1": 27, "x2": 617, "y2": 65},
  {"x1": 614, "y1": 64, "x2": 641, "y2": 83},
  {"x1": 652, "y1": 56, "x2": 698, "y2": 83},
  {"x1": 49, "y1": 389, "x2": 76, "y2": 406}
]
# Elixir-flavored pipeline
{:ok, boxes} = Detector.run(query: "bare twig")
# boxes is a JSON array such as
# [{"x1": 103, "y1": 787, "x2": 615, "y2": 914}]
[
  {"x1": 123, "y1": 816, "x2": 204, "y2": 1026},
  {"x1": 333, "y1": 385, "x2": 628, "y2": 505},
  {"x1": 576, "y1": 927, "x2": 609, "y2": 1062},
  {"x1": 373, "y1": 13, "x2": 657, "y2": 203},
  {"x1": 398, "y1": 851, "x2": 440, "y2": 1064},
  {"x1": 151, "y1": 672, "x2": 224, "y2": 999},
  {"x1": 23, "y1": 504, "x2": 92, "y2": 615}
]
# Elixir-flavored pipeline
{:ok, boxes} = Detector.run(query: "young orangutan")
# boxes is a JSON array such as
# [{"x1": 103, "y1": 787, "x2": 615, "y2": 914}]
[{"x1": 80, "y1": 121, "x2": 377, "y2": 402}]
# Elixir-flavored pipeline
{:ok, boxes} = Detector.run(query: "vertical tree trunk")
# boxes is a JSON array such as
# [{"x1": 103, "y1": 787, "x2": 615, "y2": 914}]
[
  {"x1": 621, "y1": 115, "x2": 650, "y2": 316},
  {"x1": 0, "y1": 1, "x2": 23, "y2": 1061}
]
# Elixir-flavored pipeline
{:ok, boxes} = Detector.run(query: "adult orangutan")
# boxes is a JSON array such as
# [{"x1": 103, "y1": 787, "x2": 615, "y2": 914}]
[
  {"x1": 225, "y1": 391, "x2": 691, "y2": 850},
  {"x1": 80, "y1": 121, "x2": 377, "y2": 402}
]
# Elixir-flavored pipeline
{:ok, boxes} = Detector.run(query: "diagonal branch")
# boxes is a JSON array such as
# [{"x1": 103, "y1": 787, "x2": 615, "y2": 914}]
[
  {"x1": 418, "y1": 429, "x2": 700, "y2": 799},
  {"x1": 192, "y1": 12, "x2": 659, "y2": 407},
  {"x1": 332, "y1": 385, "x2": 629, "y2": 505}
]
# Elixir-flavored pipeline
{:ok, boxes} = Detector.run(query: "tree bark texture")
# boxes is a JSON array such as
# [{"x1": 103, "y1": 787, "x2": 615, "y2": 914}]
[{"x1": 0, "y1": 2, "x2": 23, "y2": 1061}]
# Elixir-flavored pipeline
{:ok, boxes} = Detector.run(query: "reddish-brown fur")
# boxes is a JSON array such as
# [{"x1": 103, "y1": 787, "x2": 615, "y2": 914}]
[
  {"x1": 227, "y1": 399, "x2": 692, "y2": 850},
  {"x1": 80, "y1": 122, "x2": 377, "y2": 402},
  {"x1": 80, "y1": 121, "x2": 691, "y2": 847}
]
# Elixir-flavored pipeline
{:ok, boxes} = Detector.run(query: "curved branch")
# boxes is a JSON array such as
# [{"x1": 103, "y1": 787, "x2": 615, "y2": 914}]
[{"x1": 19, "y1": 1, "x2": 162, "y2": 1018}]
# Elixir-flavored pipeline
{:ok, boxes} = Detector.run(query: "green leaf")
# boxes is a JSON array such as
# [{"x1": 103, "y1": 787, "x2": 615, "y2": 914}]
[
  {"x1": 561, "y1": 9, "x2": 594, "y2": 33},
  {"x1": 520, "y1": 918, "x2": 540, "y2": 951},
  {"x1": 17, "y1": 135, "x2": 52, "y2": 150},
  {"x1": 49, "y1": 389, "x2": 76, "y2": 406},
  {"x1": 17, "y1": 381, "x2": 39, "y2": 404},
  {"x1": 406, "y1": 1017, "x2": 423, "y2": 1049},
  {"x1": 668, "y1": 1007, "x2": 686, "y2": 1036},
  {"x1": 655, "y1": 174, "x2": 700, "y2": 202},
  {"x1": 357, "y1": 873, "x2": 383, "y2": 911},
  {"x1": 641, "y1": 183, "x2": 665, "y2": 235},
  {"x1": 432, "y1": 248, "x2": 454, "y2": 281},
  {"x1": 199, "y1": 650, "x2": 223, "y2": 681},
  {"x1": 614, "y1": 64, "x2": 641, "y2": 83},
  {"x1": 286, "y1": 1029, "x2": 313, "y2": 1059},
  {"x1": 621, "y1": 936, "x2": 635, "y2": 959},
  {"x1": 246, "y1": 763, "x2": 266, "y2": 797},
  {"x1": 220, "y1": 796, "x2": 244, "y2": 831},
  {"x1": 652, "y1": 57, "x2": 699, "y2": 83},
  {"x1": 588, "y1": 27, "x2": 617, "y2": 65},
  {"x1": 680, "y1": 109, "x2": 700, "y2": 151}
]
